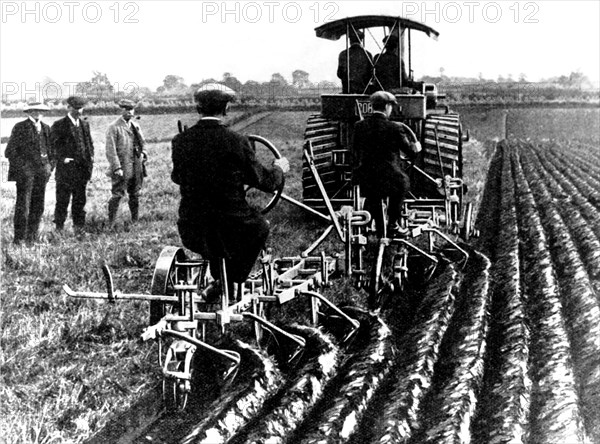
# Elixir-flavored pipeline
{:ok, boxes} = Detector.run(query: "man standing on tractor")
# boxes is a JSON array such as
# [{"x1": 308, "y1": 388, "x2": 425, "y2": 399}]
[
  {"x1": 352, "y1": 91, "x2": 420, "y2": 237},
  {"x1": 171, "y1": 85, "x2": 289, "y2": 300},
  {"x1": 337, "y1": 29, "x2": 373, "y2": 94}
]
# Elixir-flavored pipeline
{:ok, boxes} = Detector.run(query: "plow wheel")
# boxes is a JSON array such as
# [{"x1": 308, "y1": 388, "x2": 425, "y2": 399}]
[
  {"x1": 162, "y1": 342, "x2": 195, "y2": 412},
  {"x1": 301, "y1": 115, "x2": 345, "y2": 211},
  {"x1": 163, "y1": 364, "x2": 192, "y2": 412},
  {"x1": 150, "y1": 246, "x2": 204, "y2": 325},
  {"x1": 420, "y1": 114, "x2": 463, "y2": 196}
]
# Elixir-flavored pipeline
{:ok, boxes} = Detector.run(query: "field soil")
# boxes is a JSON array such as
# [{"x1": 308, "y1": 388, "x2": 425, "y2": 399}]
[{"x1": 1, "y1": 106, "x2": 599, "y2": 443}]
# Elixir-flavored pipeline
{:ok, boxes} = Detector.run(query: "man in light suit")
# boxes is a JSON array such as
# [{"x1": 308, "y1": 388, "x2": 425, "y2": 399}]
[
  {"x1": 5, "y1": 102, "x2": 55, "y2": 244},
  {"x1": 51, "y1": 96, "x2": 95, "y2": 233},
  {"x1": 105, "y1": 99, "x2": 147, "y2": 227}
]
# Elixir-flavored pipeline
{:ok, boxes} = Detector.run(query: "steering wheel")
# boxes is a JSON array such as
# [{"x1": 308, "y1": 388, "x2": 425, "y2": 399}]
[{"x1": 246, "y1": 135, "x2": 285, "y2": 214}]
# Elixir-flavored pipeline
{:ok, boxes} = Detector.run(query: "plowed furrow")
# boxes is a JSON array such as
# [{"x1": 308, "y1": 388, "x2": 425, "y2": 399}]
[
  {"x1": 229, "y1": 325, "x2": 340, "y2": 444},
  {"x1": 292, "y1": 311, "x2": 395, "y2": 444},
  {"x1": 178, "y1": 341, "x2": 283, "y2": 444},
  {"x1": 371, "y1": 264, "x2": 459, "y2": 444},
  {"x1": 519, "y1": 142, "x2": 600, "y2": 442},
  {"x1": 472, "y1": 141, "x2": 530, "y2": 444},
  {"x1": 533, "y1": 146, "x2": 600, "y2": 271},
  {"x1": 416, "y1": 251, "x2": 491, "y2": 444}
]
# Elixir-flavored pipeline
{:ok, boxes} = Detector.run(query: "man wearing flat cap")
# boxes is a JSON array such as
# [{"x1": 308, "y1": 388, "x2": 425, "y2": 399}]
[
  {"x1": 50, "y1": 96, "x2": 95, "y2": 233},
  {"x1": 353, "y1": 91, "x2": 420, "y2": 238},
  {"x1": 171, "y1": 85, "x2": 289, "y2": 304},
  {"x1": 105, "y1": 99, "x2": 147, "y2": 227},
  {"x1": 4, "y1": 102, "x2": 55, "y2": 244},
  {"x1": 337, "y1": 29, "x2": 373, "y2": 94}
]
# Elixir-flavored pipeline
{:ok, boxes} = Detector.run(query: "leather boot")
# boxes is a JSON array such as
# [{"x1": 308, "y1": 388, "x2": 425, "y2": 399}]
[
  {"x1": 129, "y1": 196, "x2": 139, "y2": 222},
  {"x1": 108, "y1": 199, "x2": 120, "y2": 227}
]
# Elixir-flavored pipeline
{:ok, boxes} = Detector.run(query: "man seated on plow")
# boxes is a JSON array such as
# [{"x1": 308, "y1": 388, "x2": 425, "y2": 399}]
[
  {"x1": 352, "y1": 91, "x2": 420, "y2": 237},
  {"x1": 171, "y1": 85, "x2": 289, "y2": 301}
]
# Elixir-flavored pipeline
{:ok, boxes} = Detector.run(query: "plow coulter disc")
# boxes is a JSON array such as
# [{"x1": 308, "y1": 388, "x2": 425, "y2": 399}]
[{"x1": 163, "y1": 362, "x2": 192, "y2": 412}]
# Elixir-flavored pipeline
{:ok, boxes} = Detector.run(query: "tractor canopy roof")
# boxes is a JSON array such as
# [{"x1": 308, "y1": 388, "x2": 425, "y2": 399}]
[{"x1": 315, "y1": 15, "x2": 439, "y2": 41}]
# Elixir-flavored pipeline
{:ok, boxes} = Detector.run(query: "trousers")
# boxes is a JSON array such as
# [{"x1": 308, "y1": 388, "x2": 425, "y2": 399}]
[{"x1": 13, "y1": 166, "x2": 50, "y2": 243}]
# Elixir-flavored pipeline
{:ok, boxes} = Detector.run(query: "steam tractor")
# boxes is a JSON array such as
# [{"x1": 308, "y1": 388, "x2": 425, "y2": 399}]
[{"x1": 302, "y1": 15, "x2": 473, "y2": 240}]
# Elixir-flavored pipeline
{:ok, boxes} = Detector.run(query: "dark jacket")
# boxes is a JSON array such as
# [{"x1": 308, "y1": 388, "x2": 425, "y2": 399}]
[
  {"x1": 352, "y1": 113, "x2": 417, "y2": 195},
  {"x1": 51, "y1": 116, "x2": 95, "y2": 181},
  {"x1": 5, "y1": 119, "x2": 54, "y2": 181},
  {"x1": 337, "y1": 43, "x2": 373, "y2": 94},
  {"x1": 375, "y1": 50, "x2": 407, "y2": 91},
  {"x1": 172, "y1": 119, "x2": 283, "y2": 223}
]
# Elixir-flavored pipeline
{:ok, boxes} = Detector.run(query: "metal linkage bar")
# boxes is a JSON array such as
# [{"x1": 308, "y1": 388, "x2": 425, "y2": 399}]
[
  {"x1": 63, "y1": 284, "x2": 185, "y2": 303},
  {"x1": 303, "y1": 142, "x2": 344, "y2": 241},
  {"x1": 144, "y1": 325, "x2": 241, "y2": 369},
  {"x1": 273, "y1": 255, "x2": 337, "y2": 303},
  {"x1": 280, "y1": 193, "x2": 332, "y2": 223},
  {"x1": 302, "y1": 225, "x2": 335, "y2": 257}
]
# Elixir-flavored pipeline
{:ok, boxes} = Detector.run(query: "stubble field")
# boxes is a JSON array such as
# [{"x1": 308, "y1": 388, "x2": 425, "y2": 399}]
[{"x1": 1, "y1": 105, "x2": 599, "y2": 443}]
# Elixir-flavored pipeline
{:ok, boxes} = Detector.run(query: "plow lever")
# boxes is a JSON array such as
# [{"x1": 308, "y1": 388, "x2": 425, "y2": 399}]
[{"x1": 101, "y1": 264, "x2": 115, "y2": 303}]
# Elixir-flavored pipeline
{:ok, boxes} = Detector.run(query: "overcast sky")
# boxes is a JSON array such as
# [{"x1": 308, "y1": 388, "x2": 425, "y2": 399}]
[{"x1": 1, "y1": 0, "x2": 599, "y2": 99}]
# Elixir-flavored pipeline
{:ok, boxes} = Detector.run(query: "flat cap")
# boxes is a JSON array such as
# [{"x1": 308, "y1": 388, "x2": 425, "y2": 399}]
[
  {"x1": 23, "y1": 102, "x2": 50, "y2": 112},
  {"x1": 194, "y1": 83, "x2": 236, "y2": 104},
  {"x1": 66, "y1": 96, "x2": 87, "y2": 109},
  {"x1": 118, "y1": 99, "x2": 137, "y2": 110},
  {"x1": 370, "y1": 91, "x2": 397, "y2": 106}
]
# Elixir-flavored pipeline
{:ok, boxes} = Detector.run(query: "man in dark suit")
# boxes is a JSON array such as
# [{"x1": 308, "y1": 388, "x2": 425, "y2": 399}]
[
  {"x1": 353, "y1": 91, "x2": 420, "y2": 236},
  {"x1": 171, "y1": 85, "x2": 289, "y2": 298},
  {"x1": 375, "y1": 30, "x2": 408, "y2": 91},
  {"x1": 337, "y1": 29, "x2": 373, "y2": 94},
  {"x1": 4, "y1": 102, "x2": 55, "y2": 244},
  {"x1": 51, "y1": 96, "x2": 95, "y2": 232}
]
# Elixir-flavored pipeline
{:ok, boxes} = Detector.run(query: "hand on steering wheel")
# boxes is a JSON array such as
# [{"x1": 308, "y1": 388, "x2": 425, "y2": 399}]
[{"x1": 246, "y1": 135, "x2": 286, "y2": 214}]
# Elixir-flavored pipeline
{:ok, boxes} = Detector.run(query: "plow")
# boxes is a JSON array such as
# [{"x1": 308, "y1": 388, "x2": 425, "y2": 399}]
[{"x1": 62, "y1": 14, "x2": 482, "y2": 442}]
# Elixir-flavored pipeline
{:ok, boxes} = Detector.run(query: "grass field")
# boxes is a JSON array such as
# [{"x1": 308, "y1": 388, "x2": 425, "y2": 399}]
[{"x1": 1, "y1": 106, "x2": 598, "y2": 443}]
